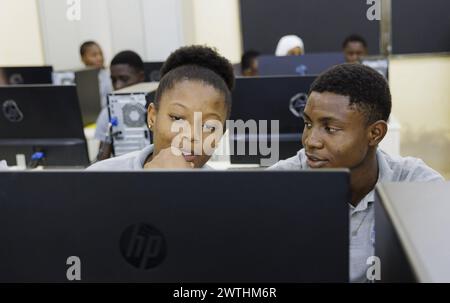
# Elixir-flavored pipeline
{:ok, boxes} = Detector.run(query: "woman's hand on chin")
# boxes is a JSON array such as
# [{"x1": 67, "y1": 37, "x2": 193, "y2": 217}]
[{"x1": 144, "y1": 147, "x2": 195, "y2": 170}]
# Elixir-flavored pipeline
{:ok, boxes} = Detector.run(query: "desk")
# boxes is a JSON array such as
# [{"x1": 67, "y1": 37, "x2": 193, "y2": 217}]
[{"x1": 375, "y1": 182, "x2": 450, "y2": 282}]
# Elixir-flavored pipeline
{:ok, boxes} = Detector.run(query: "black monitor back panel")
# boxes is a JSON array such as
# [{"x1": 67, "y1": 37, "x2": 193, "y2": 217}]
[{"x1": 240, "y1": 0, "x2": 380, "y2": 55}]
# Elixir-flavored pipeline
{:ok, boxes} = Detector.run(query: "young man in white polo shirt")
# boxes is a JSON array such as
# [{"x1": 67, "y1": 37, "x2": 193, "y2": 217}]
[{"x1": 269, "y1": 63, "x2": 444, "y2": 282}]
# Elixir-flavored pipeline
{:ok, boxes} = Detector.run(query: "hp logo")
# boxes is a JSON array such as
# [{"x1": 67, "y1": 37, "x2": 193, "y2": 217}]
[{"x1": 120, "y1": 223, "x2": 166, "y2": 270}]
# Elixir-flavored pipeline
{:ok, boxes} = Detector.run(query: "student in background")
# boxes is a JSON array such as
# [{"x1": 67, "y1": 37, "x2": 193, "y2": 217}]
[
  {"x1": 88, "y1": 45, "x2": 234, "y2": 170},
  {"x1": 80, "y1": 41, "x2": 113, "y2": 108},
  {"x1": 269, "y1": 63, "x2": 444, "y2": 282},
  {"x1": 108, "y1": 50, "x2": 145, "y2": 91},
  {"x1": 275, "y1": 35, "x2": 305, "y2": 56},
  {"x1": 241, "y1": 50, "x2": 260, "y2": 77},
  {"x1": 94, "y1": 50, "x2": 145, "y2": 161},
  {"x1": 342, "y1": 34, "x2": 368, "y2": 63},
  {"x1": 80, "y1": 41, "x2": 105, "y2": 69}
]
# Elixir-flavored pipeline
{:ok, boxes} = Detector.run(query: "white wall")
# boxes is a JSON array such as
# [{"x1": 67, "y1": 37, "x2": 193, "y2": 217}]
[
  {"x1": 107, "y1": 0, "x2": 146, "y2": 58},
  {"x1": 38, "y1": 0, "x2": 113, "y2": 70},
  {"x1": 0, "y1": 0, "x2": 244, "y2": 69},
  {"x1": 143, "y1": 0, "x2": 185, "y2": 61},
  {"x1": 37, "y1": 0, "x2": 187, "y2": 70},
  {"x1": 182, "y1": 0, "x2": 243, "y2": 63},
  {"x1": 0, "y1": 0, "x2": 44, "y2": 66},
  {"x1": 37, "y1": 0, "x2": 244, "y2": 70}
]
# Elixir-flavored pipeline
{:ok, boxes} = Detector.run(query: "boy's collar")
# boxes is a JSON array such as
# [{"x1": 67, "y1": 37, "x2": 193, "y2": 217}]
[{"x1": 351, "y1": 149, "x2": 396, "y2": 212}]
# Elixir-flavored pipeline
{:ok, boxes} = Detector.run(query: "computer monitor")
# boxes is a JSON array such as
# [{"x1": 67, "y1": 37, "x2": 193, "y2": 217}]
[
  {"x1": 53, "y1": 68, "x2": 102, "y2": 125},
  {"x1": 229, "y1": 75, "x2": 316, "y2": 165},
  {"x1": 0, "y1": 170, "x2": 349, "y2": 282},
  {"x1": 0, "y1": 66, "x2": 53, "y2": 85},
  {"x1": 0, "y1": 85, "x2": 89, "y2": 167},
  {"x1": 144, "y1": 62, "x2": 164, "y2": 82},
  {"x1": 258, "y1": 53, "x2": 344, "y2": 76}
]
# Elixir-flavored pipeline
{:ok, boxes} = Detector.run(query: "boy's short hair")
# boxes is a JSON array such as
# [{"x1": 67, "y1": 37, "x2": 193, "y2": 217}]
[
  {"x1": 342, "y1": 34, "x2": 368, "y2": 49},
  {"x1": 309, "y1": 63, "x2": 392, "y2": 123},
  {"x1": 110, "y1": 50, "x2": 145, "y2": 72}
]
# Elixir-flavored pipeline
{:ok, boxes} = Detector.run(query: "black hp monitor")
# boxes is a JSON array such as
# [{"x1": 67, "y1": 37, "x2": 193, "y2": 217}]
[
  {"x1": 0, "y1": 66, "x2": 53, "y2": 85},
  {"x1": 0, "y1": 85, "x2": 89, "y2": 168},
  {"x1": 229, "y1": 75, "x2": 316, "y2": 165},
  {"x1": 0, "y1": 170, "x2": 349, "y2": 282}
]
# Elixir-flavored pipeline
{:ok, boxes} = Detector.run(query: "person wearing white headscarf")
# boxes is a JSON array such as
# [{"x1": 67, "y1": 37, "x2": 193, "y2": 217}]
[{"x1": 275, "y1": 35, "x2": 305, "y2": 56}]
